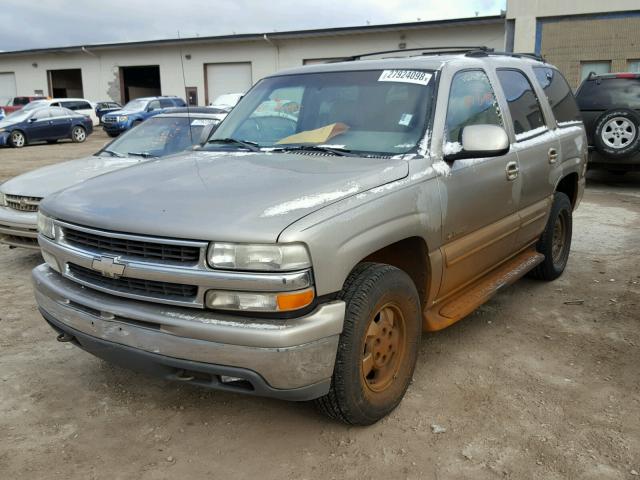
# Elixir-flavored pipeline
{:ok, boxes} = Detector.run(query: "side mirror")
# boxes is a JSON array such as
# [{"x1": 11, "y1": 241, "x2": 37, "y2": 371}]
[
  {"x1": 199, "y1": 121, "x2": 220, "y2": 145},
  {"x1": 29, "y1": 117, "x2": 37, "y2": 122},
  {"x1": 445, "y1": 124, "x2": 510, "y2": 161}
]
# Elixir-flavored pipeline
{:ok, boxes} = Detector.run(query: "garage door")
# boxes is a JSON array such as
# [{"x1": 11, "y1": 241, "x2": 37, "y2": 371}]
[
  {"x1": 0, "y1": 72, "x2": 17, "y2": 104},
  {"x1": 206, "y1": 63, "x2": 252, "y2": 105}
]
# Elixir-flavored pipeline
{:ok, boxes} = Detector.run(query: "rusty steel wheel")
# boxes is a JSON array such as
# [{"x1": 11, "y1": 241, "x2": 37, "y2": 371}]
[
  {"x1": 531, "y1": 192, "x2": 572, "y2": 281},
  {"x1": 315, "y1": 263, "x2": 421, "y2": 425},
  {"x1": 362, "y1": 303, "x2": 406, "y2": 394}
]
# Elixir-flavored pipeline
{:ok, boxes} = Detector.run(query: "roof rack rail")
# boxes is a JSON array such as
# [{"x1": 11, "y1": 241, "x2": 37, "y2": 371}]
[
  {"x1": 343, "y1": 46, "x2": 491, "y2": 61},
  {"x1": 466, "y1": 50, "x2": 545, "y2": 62}
]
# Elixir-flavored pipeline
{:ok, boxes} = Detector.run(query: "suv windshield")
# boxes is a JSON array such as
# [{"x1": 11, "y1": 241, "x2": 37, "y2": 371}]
[
  {"x1": 122, "y1": 99, "x2": 148, "y2": 111},
  {"x1": 101, "y1": 116, "x2": 218, "y2": 157},
  {"x1": 209, "y1": 69, "x2": 434, "y2": 156}
]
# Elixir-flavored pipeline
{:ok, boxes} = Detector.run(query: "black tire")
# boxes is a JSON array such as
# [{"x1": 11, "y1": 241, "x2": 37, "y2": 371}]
[
  {"x1": 530, "y1": 192, "x2": 572, "y2": 281},
  {"x1": 46, "y1": 139, "x2": 58, "y2": 144},
  {"x1": 8, "y1": 130, "x2": 26, "y2": 148},
  {"x1": 593, "y1": 108, "x2": 640, "y2": 159},
  {"x1": 71, "y1": 126, "x2": 86, "y2": 143},
  {"x1": 106, "y1": 132, "x2": 120, "y2": 138},
  {"x1": 315, "y1": 263, "x2": 421, "y2": 425}
]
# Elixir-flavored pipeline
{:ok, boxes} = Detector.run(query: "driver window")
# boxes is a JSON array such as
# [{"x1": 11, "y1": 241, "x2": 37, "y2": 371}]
[
  {"x1": 445, "y1": 70, "x2": 502, "y2": 143},
  {"x1": 147, "y1": 100, "x2": 161, "y2": 111},
  {"x1": 32, "y1": 109, "x2": 51, "y2": 120}
]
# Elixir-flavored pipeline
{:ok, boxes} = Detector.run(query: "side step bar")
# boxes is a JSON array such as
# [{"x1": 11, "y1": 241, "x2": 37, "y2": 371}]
[{"x1": 424, "y1": 248, "x2": 544, "y2": 331}]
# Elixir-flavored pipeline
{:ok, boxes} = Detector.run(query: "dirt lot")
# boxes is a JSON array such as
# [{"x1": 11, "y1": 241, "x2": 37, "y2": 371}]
[{"x1": 0, "y1": 137, "x2": 638, "y2": 479}]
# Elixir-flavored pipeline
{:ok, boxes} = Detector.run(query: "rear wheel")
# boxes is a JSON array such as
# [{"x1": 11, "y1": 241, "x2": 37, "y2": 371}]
[
  {"x1": 593, "y1": 108, "x2": 640, "y2": 158},
  {"x1": 530, "y1": 192, "x2": 572, "y2": 281},
  {"x1": 9, "y1": 130, "x2": 26, "y2": 148},
  {"x1": 315, "y1": 263, "x2": 421, "y2": 425},
  {"x1": 71, "y1": 126, "x2": 86, "y2": 143}
]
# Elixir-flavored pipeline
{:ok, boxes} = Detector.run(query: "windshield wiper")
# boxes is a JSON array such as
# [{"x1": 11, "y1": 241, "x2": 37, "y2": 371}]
[
  {"x1": 271, "y1": 145, "x2": 356, "y2": 157},
  {"x1": 127, "y1": 151, "x2": 157, "y2": 158},
  {"x1": 101, "y1": 149, "x2": 125, "y2": 158},
  {"x1": 207, "y1": 137, "x2": 260, "y2": 151}
]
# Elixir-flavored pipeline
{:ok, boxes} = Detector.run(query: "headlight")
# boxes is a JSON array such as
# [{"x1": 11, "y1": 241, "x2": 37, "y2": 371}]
[
  {"x1": 37, "y1": 212, "x2": 55, "y2": 239},
  {"x1": 117, "y1": 115, "x2": 128, "y2": 122},
  {"x1": 207, "y1": 243, "x2": 311, "y2": 271},
  {"x1": 205, "y1": 288, "x2": 315, "y2": 312}
]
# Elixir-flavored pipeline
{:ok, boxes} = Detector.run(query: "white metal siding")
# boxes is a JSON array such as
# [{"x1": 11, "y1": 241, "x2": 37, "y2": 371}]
[
  {"x1": 205, "y1": 62, "x2": 252, "y2": 105},
  {"x1": 0, "y1": 72, "x2": 17, "y2": 104}
]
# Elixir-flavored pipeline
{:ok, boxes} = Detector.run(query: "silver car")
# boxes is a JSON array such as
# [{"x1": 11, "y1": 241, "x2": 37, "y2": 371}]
[
  {"x1": 33, "y1": 49, "x2": 587, "y2": 424},
  {"x1": 0, "y1": 111, "x2": 220, "y2": 248}
]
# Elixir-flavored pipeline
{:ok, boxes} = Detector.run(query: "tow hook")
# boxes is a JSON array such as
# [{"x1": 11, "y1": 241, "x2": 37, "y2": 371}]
[{"x1": 56, "y1": 332, "x2": 74, "y2": 343}]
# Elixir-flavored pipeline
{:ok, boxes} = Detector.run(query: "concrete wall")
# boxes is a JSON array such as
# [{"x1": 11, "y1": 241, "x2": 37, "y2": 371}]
[
  {"x1": 540, "y1": 15, "x2": 640, "y2": 87},
  {"x1": 0, "y1": 21, "x2": 504, "y2": 105},
  {"x1": 506, "y1": 0, "x2": 640, "y2": 52}
]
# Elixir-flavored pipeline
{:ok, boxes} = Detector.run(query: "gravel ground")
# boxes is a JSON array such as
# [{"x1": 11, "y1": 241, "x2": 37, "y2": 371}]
[{"x1": 0, "y1": 137, "x2": 638, "y2": 479}]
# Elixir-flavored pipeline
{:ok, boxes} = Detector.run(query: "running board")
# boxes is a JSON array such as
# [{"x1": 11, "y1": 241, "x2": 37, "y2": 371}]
[{"x1": 424, "y1": 249, "x2": 544, "y2": 331}]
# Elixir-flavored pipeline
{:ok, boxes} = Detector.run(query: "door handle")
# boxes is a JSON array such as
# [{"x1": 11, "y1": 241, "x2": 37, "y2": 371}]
[
  {"x1": 548, "y1": 148, "x2": 558, "y2": 164},
  {"x1": 506, "y1": 161, "x2": 519, "y2": 181}
]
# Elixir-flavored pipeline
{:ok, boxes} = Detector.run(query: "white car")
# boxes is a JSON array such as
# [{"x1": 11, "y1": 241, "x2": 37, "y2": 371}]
[
  {"x1": 209, "y1": 93, "x2": 243, "y2": 110},
  {"x1": 23, "y1": 98, "x2": 99, "y2": 126}
]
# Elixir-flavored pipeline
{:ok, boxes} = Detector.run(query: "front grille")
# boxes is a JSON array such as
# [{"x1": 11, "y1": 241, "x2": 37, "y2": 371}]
[
  {"x1": 102, "y1": 116, "x2": 116, "y2": 124},
  {"x1": 63, "y1": 227, "x2": 201, "y2": 263},
  {"x1": 6, "y1": 194, "x2": 41, "y2": 212},
  {"x1": 68, "y1": 263, "x2": 198, "y2": 300}
]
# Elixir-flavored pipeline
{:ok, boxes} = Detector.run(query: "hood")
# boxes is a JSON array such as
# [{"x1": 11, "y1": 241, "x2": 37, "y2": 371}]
[
  {"x1": 104, "y1": 108, "x2": 139, "y2": 116},
  {"x1": 1, "y1": 155, "x2": 144, "y2": 198},
  {"x1": 41, "y1": 151, "x2": 408, "y2": 243}
]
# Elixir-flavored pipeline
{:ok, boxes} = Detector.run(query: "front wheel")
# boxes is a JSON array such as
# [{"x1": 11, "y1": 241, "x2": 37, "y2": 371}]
[
  {"x1": 71, "y1": 126, "x2": 86, "y2": 143},
  {"x1": 530, "y1": 192, "x2": 573, "y2": 281},
  {"x1": 315, "y1": 263, "x2": 421, "y2": 425},
  {"x1": 9, "y1": 130, "x2": 26, "y2": 148}
]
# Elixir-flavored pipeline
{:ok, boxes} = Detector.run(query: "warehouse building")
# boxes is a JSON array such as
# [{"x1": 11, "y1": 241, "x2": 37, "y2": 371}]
[
  {"x1": 0, "y1": 0, "x2": 639, "y2": 105},
  {"x1": 0, "y1": 16, "x2": 505, "y2": 106}
]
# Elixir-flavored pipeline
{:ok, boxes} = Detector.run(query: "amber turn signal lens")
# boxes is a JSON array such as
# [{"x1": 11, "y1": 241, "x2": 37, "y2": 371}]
[{"x1": 276, "y1": 289, "x2": 315, "y2": 311}]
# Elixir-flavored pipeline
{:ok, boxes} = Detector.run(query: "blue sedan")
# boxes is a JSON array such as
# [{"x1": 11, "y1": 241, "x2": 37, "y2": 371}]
[{"x1": 0, "y1": 106, "x2": 93, "y2": 148}]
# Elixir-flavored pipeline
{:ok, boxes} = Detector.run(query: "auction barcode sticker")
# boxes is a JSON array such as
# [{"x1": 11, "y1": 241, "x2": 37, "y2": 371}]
[{"x1": 378, "y1": 70, "x2": 432, "y2": 86}]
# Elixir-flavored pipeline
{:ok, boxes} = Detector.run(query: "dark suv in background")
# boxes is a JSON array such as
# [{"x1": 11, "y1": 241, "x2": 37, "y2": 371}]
[{"x1": 576, "y1": 73, "x2": 640, "y2": 173}]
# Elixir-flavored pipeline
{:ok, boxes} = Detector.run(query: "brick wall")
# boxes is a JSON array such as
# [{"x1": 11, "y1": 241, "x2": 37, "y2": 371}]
[{"x1": 540, "y1": 15, "x2": 640, "y2": 87}]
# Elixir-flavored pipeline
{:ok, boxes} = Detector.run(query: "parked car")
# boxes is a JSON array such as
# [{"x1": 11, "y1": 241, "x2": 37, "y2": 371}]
[
  {"x1": 102, "y1": 96, "x2": 187, "y2": 137},
  {"x1": 2, "y1": 96, "x2": 47, "y2": 115},
  {"x1": 33, "y1": 49, "x2": 586, "y2": 424},
  {"x1": 0, "y1": 110, "x2": 220, "y2": 249},
  {"x1": 95, "y1": 101, "x2": 122, "y2": 123},
  {"x1": 20, "y1": 98, "x2": 99, "y2": 126},
  {"x1": 0, "y1": 106, "x2": 93, "y2": 148},
  {"x1": 575, "y1": 72, "x2": 640, "y2": 173},
  {"x1": 209, "y1": 92, "x2": 243, "y2": 110}
]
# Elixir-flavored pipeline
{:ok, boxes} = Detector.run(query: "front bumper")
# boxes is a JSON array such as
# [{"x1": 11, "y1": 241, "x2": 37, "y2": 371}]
[
  {"x1": 33, "y1": 265, "x2": 344, "y2": 400},
  {"x1": 0, "y1": 206, "x2": 38, "y2": 248},
  {"x1": 102, "y1": 121, "x2": 129, "y2": 134},
  {"x1": 588, "y1": 150, "x2": 640, "y2": 171}
]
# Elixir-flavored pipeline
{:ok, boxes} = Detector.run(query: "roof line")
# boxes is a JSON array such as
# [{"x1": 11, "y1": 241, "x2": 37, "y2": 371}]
[{"x1": 0, "y1": 14, "x2": 504, "y2": 56}]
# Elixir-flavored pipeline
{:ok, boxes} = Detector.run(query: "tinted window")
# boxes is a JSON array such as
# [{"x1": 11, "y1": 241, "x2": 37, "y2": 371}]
[
  {"x1": 49, "y1": 107, "x2": 70, "y2": 117},
  {"x1": 576, "y1": 78, "x2": 640, "y2": 110},
  {"x1": 533, "y1": 67, "x2": 581, "y2": 124},
  {"x1": 445, "y1": 70, "x2": 502, "y2": 144},
  {"x1": 76, "y1": 101, "x2": 92, "y2": 110},
  {"x1": 172, "y1": 98, "x2": 187, "y2": 107},
  {"x1": 15, "y1": 97, "x2": 30, "y2": 106},
  {"x1": 147, "y1": 100, "x2": 161, "y2": 110},
  {"x1": 32, "y1": 109, "x2": 51, "y2": 120},
  {"x1": 159, "y1": 98, "x2": 174, "y2": 108},
  {"x1": 497, "y1": 69, "x2": 546, "y2": 137}
]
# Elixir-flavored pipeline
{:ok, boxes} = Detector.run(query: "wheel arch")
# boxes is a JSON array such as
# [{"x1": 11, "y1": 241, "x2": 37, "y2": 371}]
[{"x1": 555, "y1": 172, "x2": 579, "y2": 209}]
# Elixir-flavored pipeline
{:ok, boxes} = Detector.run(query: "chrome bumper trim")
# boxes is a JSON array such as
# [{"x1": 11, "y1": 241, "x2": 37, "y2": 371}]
[{"x1": 33, "y1": 265, "x2": 344, "y2": 390}]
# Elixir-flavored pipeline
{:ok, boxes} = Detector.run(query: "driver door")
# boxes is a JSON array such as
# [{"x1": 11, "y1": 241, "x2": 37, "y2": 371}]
[{"x1": 435, "y1": 68, "x2": 522, "y2": 300}]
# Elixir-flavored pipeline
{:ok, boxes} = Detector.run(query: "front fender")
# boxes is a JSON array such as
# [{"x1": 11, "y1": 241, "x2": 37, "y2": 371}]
[{"x1": 278, "y1": 174, "x2": 443, "y2": 297}]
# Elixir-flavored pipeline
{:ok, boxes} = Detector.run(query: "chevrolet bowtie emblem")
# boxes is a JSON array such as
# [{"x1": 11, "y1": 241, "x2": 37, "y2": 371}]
[
  {"x1": 91, "y1": 256, "x2": 126, "y2": 278},
  {"x1": 19, "y1": 198, "x2": 27, "y2": 207}
]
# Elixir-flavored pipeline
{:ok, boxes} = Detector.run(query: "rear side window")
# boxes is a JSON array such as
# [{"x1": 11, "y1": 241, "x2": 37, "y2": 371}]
[
  {"x1": 159, "y1": 98, "x2": 174, "y2": 108},
  {"x1": 533, "y1": 67, "x2": 581, "y2": 125},
  {"x1": 576, "y1": 78, "x2": 640, "y2": 110},
  {"x1": 172, "y1": 98, "x2": 187, "y2": 107},
  {"x1": 445, "y1": 70, "x2": 502, "y2": 144},
  {"x1": 497, "y1": 69, "x2": 546, "y2": 138}
]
